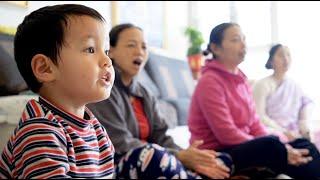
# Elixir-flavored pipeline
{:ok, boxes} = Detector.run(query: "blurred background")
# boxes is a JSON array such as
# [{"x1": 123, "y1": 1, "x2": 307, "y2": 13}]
[{"x1": 0, "y1": 1, "x2": 319, "y2": 131}]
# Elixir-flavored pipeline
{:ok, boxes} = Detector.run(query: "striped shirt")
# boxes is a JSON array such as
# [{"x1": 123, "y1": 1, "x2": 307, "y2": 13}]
[{"x1": 0, "y1": 96, "x2": 114, "y2": 179}]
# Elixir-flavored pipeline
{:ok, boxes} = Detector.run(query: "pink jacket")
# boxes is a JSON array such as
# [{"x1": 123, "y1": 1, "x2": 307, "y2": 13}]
[{"x1": 188, "y1": 60, "x2": 269, "y2": 150}]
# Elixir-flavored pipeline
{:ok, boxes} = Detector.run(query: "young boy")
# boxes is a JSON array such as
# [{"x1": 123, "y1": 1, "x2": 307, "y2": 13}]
[{"x1": 0, "y1": 4, "x2": 115, "y2": 178}]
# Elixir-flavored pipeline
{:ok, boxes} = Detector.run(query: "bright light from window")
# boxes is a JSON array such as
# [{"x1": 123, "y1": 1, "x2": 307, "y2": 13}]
[
  {"x1": 235, "y1": 1, "x2": 272, "y2": 80},
  {"x1": 196, "y1": 1, "x2": 230, "y2": 50},
  {"x1": 236, "y1": 1, "x2": 272, "y2": 47},
  {"x1": 278, "y1": 2, "x2": 320, "y2": 125}
]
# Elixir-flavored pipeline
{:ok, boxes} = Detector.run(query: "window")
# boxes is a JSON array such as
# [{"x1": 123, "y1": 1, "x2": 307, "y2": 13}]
[
  {"x1": 277, "y1": 2, "x2": 320, "y2": 122},
  {"x1": 117, "y1": 1, "x2": 164, "y2": 48},
  {"x1": 196, "y1": 1, "x2": 231, "y2": 51},
  {"x1": 196, "y1": 1, "x2": 273, "y2": 80},
  {"x1": 235, "y1": 1, "x2": 272, "y2": 47},
  {"x1": 235, "y1": 1, "x2": 273, "y2": 80}
]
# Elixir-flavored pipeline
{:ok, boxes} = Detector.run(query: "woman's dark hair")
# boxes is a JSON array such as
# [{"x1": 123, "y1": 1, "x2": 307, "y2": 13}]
[
  {"x1": 265, "y1": 44, "x2": 283, "y2": 69},
  {"x1": 109, "y1": 23, "x2": 142, "y2": 47},
  {"x1": 203, "y1": 22, "x2": 239, "y2": 58},
  {"x1": 14, "y1": 4, "x2": 105, "y2": 93}
]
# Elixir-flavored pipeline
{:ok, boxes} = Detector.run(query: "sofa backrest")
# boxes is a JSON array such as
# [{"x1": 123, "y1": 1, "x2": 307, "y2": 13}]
[
  {"x1": 0, "y1": 33, "x2": 28, "y2": 96},
  {"x1": 141, "y1": 51, "x2": 196, "y2": 126},
  {"x1": 137, "y1": 66, "x2": 178, "y2": 128},
  {"x1": 136, "y1": 68, "x2": 160, "y2": 98},
  {"x1": 145, "y1": 51, "x2": 195, "y2": 99}
]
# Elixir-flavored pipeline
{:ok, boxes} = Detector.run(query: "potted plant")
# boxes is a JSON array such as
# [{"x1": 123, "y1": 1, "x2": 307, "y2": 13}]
[{"x1": 184, "y1": 26, "x2": 204, "y2": 80}]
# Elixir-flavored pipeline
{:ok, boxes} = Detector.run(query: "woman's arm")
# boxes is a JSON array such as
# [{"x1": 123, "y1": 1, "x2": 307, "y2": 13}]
[
  {"x1": 253, "y1": 79, "x2": 287, "y2": 133},
  {"x1": 196, "y1": 75, "x2": 254, "y2": 146},
  {"x1": 298, "y1": 102, "x2": 314, "y2": 139},
  {"x1": 176, "y1": 140, "x2": 230, "y2": 179}
]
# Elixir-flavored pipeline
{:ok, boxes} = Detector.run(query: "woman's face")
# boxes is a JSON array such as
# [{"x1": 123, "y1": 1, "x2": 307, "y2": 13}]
[
  {"x1": 109, "y1": 27, "x2": 148, "y2": 79},
  {"x1": 272, "y1": 46, "x2": 291, "y2": 73},
  {"x1": 213, "y1": 25, "x2": 247, "y2": 66}
]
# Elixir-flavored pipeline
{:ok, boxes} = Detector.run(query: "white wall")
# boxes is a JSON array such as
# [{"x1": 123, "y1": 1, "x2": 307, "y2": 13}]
[
  {"x1": 165, "y1": 1, "x2": 189, "y2": 60},
  {"x1": 0, "y1": 2, "x2": 27, "y2": 27},
  {"x1": 0, "y1": 1, "x2": 188, "y2": 60},
  {"x1": 28, "y1": 1, "x2": 111, "y2": 26},
  {"x1": 0, "y1": 1, "x2": 111, "y2": 28}
]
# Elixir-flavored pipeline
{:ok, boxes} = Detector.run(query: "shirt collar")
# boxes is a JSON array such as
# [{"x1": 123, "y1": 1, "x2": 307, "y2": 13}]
[
  {"x1": 114, "y1": 66, "x2": 144, "y2": 98},
  {"x1": 38, "y1": 96, "x2": 94, "y2": 128}
]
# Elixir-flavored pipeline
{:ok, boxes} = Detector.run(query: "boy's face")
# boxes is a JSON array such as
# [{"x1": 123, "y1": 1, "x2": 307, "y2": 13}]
[{"x1": 53, "y1": 15, "x2": 114, "y2": 104}]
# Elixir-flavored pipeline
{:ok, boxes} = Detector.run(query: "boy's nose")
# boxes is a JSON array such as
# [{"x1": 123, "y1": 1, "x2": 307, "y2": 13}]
[{"x1": 102, "y1": 55, "x2": 112, "y2": 68}]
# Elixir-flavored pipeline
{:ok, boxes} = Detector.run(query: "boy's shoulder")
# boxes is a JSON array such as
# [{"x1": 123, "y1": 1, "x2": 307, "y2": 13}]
[
  {"x1": 5, "y1": 98, "x2": 67, "y2": 149},
  {"x1": 20, "y1": 98, "x2": 55, "y2": 122},
  {"x1": 15, "y1": 98, "x2": 63, "y2": 132}
]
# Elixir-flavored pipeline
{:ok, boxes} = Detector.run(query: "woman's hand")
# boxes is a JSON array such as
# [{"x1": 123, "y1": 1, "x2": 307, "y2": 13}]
[
  {"x1": 284, "y1": 131, "x2": 300, "y2": 141},
  {"x1": 176, "y1": 140, "x2": 230, "y2": 179},
  {"x1": 300, "y1": 130, "x2": 311, "y2": 140},
  {"x1": 285, "y1": 144, "x2": 313, "y2": 166}
]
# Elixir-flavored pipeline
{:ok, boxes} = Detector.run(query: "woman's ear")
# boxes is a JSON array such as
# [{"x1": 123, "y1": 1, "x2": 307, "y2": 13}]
[
  {"x1": 31, "y1": 54, "x2": 57, "y2": 83},
  {"x1": 210, "y1": 43, "x2": 220, "y2": 57}
]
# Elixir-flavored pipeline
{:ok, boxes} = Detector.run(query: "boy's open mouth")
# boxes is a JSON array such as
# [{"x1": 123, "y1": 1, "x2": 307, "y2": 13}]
[{"x1": 102, "y1": 72, "x2": 112, "y2": 83}]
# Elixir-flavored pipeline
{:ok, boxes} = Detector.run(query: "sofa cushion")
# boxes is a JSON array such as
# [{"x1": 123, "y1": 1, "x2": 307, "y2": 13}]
[
  {"x1": 0, "y1": 33, "x2": 28, "y2": 95},
  {"x1": 157, "y1": 99, "x2": 178, "y2": 129},
  {"x1": 0, "y1": 94, "x2": 38, "y2": 124},
  {"x1": 137, "y1": 68, "x2": 160, "y2": 98},
  {"x1": 0, "y1": 122, "x2": 16, "y2": 153},
  {"x1": 145, "y1": 52, "x2": 195, "y2": 99},
  {"x1": 165, "y1": 98, "x2": 190, "y2": 126}
]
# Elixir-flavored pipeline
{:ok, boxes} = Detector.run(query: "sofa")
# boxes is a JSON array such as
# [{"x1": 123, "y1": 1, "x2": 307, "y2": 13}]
[
  {"x1": 137, "y1": 49, "x2": 196, "y2": 148},
  {"x1": 0, "y1": 33, "x2": 28, "y2": 96},
  {"x1": 138, "y1": 50, "x2": 196, "y2": 126}
]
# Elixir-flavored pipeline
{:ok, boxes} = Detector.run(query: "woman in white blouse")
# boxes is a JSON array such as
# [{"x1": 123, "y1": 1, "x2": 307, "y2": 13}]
[{"x1": 253, "y1": 44, "x2": 313, "y2": 141}]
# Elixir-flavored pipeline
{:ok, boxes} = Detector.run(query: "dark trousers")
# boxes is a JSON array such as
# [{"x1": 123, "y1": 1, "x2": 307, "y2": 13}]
[
  {"x1": 221, "y1": 135, "x2": 320, "y2": 179},
  {"x1": 286, "y1": 138, "x2": 320, "y2": 179}
]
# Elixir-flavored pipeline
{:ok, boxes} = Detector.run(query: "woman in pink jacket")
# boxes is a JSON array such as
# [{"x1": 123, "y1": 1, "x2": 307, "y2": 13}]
[{"x1": 188, "y1": 22, "x2": 320, "y2": 178}]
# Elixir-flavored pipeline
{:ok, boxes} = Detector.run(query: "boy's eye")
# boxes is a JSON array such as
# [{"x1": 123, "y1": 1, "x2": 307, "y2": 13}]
[
  {"x1": 105, "y1": 50, "x2": 109, "y2": 56},
  {"x1": 86, "y1": 47, "x2": 95, "y2": 53}
]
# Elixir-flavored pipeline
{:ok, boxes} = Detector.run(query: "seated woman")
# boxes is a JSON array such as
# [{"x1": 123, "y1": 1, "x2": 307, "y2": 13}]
[
  {"x1": 253, "y1": 44, "x2": 313, "y2": 141},
  {"x1": 87, "y1": 23, "x2": 231, "y2": 179},
  {"x1": 188, "y1": 22, "x2": 320, "y2": 179}
]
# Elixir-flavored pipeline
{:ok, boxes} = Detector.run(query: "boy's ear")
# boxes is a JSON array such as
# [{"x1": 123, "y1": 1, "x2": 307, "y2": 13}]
[{"x1": 31, "y1": 54, "x2": 57, "y2": 83}]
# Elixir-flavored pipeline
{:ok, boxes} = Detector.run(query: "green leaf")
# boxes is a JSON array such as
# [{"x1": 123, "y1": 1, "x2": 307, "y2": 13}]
[{"x1": 184, "y1": 26, "x2": 204, "y2": 56}]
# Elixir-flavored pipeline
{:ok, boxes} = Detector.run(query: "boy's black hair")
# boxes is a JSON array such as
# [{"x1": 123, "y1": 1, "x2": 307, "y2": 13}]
[{"x1": 14, "y1": 4, "x2": 105, "y2": 92}]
